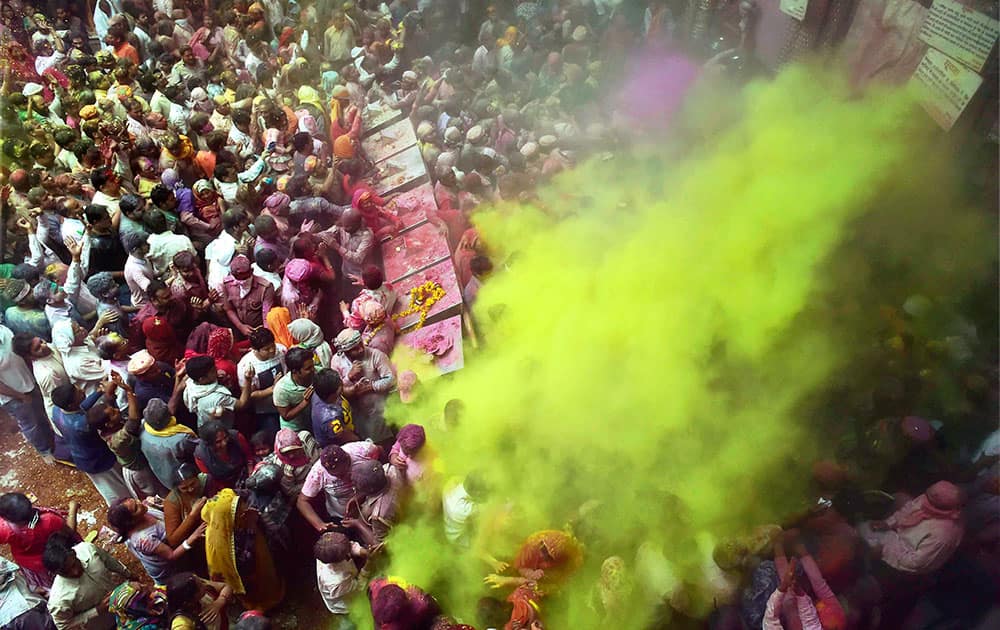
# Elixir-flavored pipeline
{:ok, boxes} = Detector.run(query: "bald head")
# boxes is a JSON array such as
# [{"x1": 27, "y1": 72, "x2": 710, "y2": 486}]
[
  {"x1": 9, "y1": 169, "x2": 29, "y2": 192},
  {"x1": 339, "y1": 209, "x2": 363, "y2": 232}
]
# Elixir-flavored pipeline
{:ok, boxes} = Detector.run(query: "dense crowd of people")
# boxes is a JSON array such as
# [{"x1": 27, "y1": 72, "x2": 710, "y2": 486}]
[{"x1": 0, "y1": 0, "x2": 996, "y2": 629}]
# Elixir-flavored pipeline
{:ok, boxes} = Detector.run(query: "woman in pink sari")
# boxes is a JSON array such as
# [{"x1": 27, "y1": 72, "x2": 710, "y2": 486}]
[{"x1": 188, "y1": 12, "x2": 225, "y2": 63}]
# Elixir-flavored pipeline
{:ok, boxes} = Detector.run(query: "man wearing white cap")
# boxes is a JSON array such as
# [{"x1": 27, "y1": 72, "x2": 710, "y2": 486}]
[{"x1": 331, "y1": 329, "x2": 395, "y2": 446}]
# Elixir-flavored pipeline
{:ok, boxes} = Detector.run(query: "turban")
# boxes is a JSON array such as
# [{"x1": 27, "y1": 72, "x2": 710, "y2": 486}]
[
  {"x1": 520, "y1": 142, "x2": 538, "y2": 158},
  {"x1": 572, "y1": 25, "x2": 588, "y2": 42},
  {"x1": 333, "y1": 135, "x2": 355, "y2": 159},
  {"x1": 444, "y1": 127, "x2": 462, "y2": 144},
  {"x1": 334, "y1": 328, "x2": 362, "y2": 351},
  {"x1": 297, "y1": 86, "x2": 322, "y2": 108},
  {"x1": 263, "y1": 191, "x2": 291, "y2": 214},
  {"x1": 284, "y1": 258, "x2": 311, "y2": 283},
  {"x1": 402, "y1": 70, "x2": 418, "y2": 82},
  {"x1": 22, "y1": 82, "x2": 43, "y2": 97},
  {"x1": 79, "y1": 105, "x2": 99, "y2": 120},
  {"x1": 127, "y1": 350, "x2": 156, "y2": 375},
  {"x1": 466, "y1": 125, "x2": 483, "y2": 143},
  {"x1": 538, "y1": 135, "x2": 557, "y2": 149},
  {"x1": 275, "y1": 175, "x2": 291, "y2": 192},
  {"x1": 416, "y1": 121, "x2": 434, "y2": 139},
  {"x1": 303, "y1": 155, "x2": 320, "y2": 172},
  {"x1": 331, "y1": 85, "x2": 350, "y2": 100},
  {"x1": 359, "y1": 300, "x2": 386, "y2": 325}
]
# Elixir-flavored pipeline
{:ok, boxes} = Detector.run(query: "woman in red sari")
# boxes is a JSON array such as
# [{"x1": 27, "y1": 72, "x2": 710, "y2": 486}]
[
  {"x1": 351, "y1": 189, "x2": 403, "y2": 241},
  {"x1": 485, "y1": 530, "x2": 583, "y2": 630},
  {"x1": 0, "y1": 492, "x2": 79, "y2": 594}
]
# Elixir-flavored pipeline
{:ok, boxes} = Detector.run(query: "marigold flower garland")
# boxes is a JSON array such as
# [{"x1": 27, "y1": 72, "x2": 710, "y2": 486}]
[{"x1": 392, "y1": 281, "x2": 446, "y2": 331}]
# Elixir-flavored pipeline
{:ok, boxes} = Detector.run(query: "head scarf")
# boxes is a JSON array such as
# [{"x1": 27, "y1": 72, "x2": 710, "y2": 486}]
[
  {"x1": 288, "y1": 319, "x2": 324, "y2": 349},
  {"x1": 274, "y1": 428, "x2": 309, "y2": 467},
  {"x1": 263, "y1": 191, "x2": 291, "y2": 215},
  {"x1": 297, "y1": 86, "x2": 322, "y2": 108},
  {"x1": 351, "y1": 188, "x2": 374, "y2": 211},
  {"x1": 207, "y1": 327, "x2": 234, "y2": 360},
  {"x1": 497, "y1": 26, "x2": 518, "y2": 47},
  {"x1": 279, "y1": 26, "x2": 296, "y2": 48},
  {"x1": 298, "y1": 112, "x2": 318, "y2": 137},
  {"x1": 201, "y1": 489, "x2": 246, "y2": 594},
  {"x1": 895, "y1": 481, "x2": 965, "y2": 528},
  {"x1": 333, "y1": 135, "x2": 355, "y2": 158},
  {"x1": 321, "y1": 71, "x2": 340, "y2": 97},
  {"x1": 513, "y1": 530, "x2": 583, "y2": 578},
  {"x1": 334, "y1": 329, "x2": 362, "y2": 352},
  {"x1": 359, "y1": 300, "x2": 386, "y2": 326},
  {"x1": 266, "y1": 307, "x2": 296, "y2": 348},
  {"x1": 195, "y1": 426, "x2": 247, "y2": 486},
  {"x1": 160, "y1": 168, "x2": 182, "y2": 190},
  {"x1": 329, "y1": 85, "x2": 350, "y2": 123},
  {"x1": 193, "y1": 179, "x2": 214, "y2": 197},
  {"x1": 107, "y1": 582, "x2": 167, "y2": 630},
  {"x1": 186, "y1": 322, "x2": 220, "y2": 356}
]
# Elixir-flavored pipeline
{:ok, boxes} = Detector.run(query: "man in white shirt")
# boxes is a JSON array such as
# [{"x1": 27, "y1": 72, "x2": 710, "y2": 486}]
[
  {"x1": 442, "y1": 474, "x2": 487, "y2": 547},
  {"x1": 0, "y1": 325, "x2": 55, "y2": 460},
  {"x1": 314, "y1": 532, "x2": 367, "y2": 615},
  {"x1": 89, "y1": 168, "x2": 123, "y2": 224},
  {"x1": 44, "y1": 535, "x2": 131, "y2": 630},
  {"x1": 33, "y1": 38, "x2": 66, "y2": 76}
]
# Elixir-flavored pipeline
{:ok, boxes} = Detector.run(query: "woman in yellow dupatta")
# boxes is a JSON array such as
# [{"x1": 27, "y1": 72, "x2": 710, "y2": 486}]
[
  {"x1": 265, "y1": 307, "x2": 296, "y2": 349},
  {"x1": 200, "y1": 489, "x2": 285, "y2": 611}
]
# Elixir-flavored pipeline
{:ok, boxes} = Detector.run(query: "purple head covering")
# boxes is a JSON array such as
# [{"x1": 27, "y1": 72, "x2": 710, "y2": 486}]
[
  {"x1": 284, "y1": 258, "x2": 311, "y2": 282},
  {"x1": 396, "y1": 424, "x2": 426, "y2": 454},
  {"x1": 263, "y1": 191, "x2": 291, "y2": 215},
  {"x1": 161, "y1": 168, "x2": 182, "y2": 190}
]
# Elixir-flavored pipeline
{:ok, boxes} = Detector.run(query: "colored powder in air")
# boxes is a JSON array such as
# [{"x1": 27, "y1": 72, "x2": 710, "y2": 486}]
[{"x1": 363, "y1": 63, "x2": 993, "y2": 629}]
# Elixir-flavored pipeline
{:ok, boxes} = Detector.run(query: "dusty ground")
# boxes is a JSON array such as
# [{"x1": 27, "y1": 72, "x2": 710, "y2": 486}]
[{"x1": 0, "y1": 411, "x2": 332, "y2": 629}]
